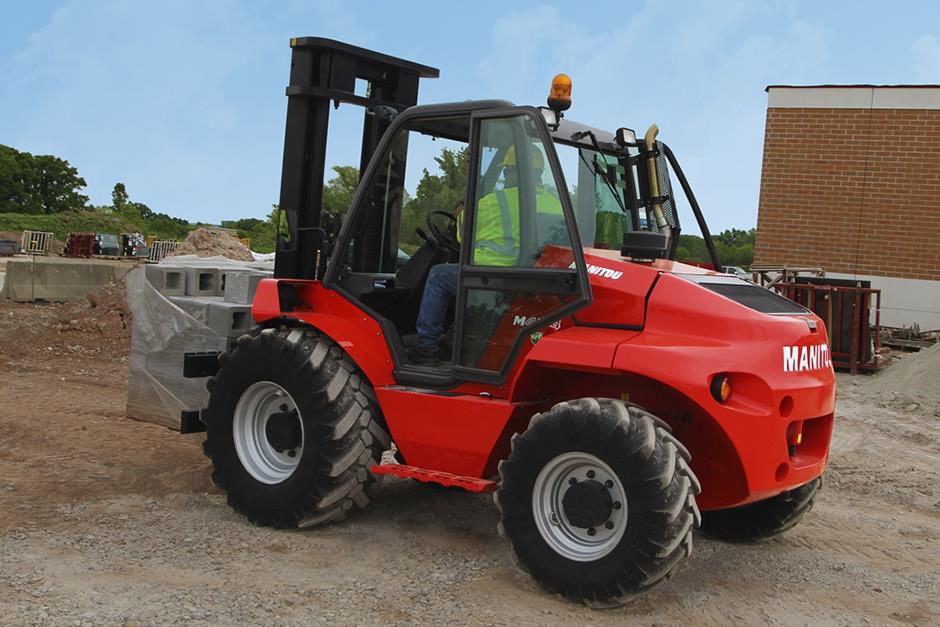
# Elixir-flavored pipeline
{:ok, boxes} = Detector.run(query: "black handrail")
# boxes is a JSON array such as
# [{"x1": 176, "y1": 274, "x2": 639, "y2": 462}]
[{"x1": 661, "y1": 143, "x2": 722, "y2": 270}]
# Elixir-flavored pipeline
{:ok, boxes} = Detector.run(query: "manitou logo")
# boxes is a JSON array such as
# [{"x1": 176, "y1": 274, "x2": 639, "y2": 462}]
[
  {"x1": 783, "y1": 344, "x2": 832, "y2": 372},
  {"x1": 568, "y1": 262, "x2": 623, "y2": 280},
  {"x1": 513, "y1": 315, "x2": 537, "y2": 327}
]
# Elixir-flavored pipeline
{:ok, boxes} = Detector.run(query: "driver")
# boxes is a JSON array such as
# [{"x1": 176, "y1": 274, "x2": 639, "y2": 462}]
[{"x1": 409, "y1": 144, "x2": 562, "y2": 365}]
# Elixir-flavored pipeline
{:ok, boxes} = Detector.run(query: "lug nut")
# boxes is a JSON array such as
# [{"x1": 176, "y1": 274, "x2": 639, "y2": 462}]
[
  {"x1": 279, "y1": 404, "x2": 288, "y2": 411},
  {"x1": 605, "y1": 480, "x2": 613, "y2": 488},
  {"x1": 613, "y1": 501, "x2": 622, "y2": 510},
  {"x1": 568, "y1": 477, "x2": 577, "y2": 485},
  {"x1": 586, "y1": 470, "x2": 595, "y2": 479},
  {"x1": 587, "y1": 527, "x2": 596, "y2": 536},
  {"x1": 287, "y1": 449, "x2": 296, "y2": 458},
  {"x1": 605, "y1": 521, "x2": 614, "y2": 530}
]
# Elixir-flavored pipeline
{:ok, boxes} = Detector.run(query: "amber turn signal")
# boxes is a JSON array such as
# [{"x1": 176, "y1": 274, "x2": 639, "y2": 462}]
[
  {"x1": 547, "y1": 73, "x2": 572, "y2": 111},
  {"x1": 710, "y1": 374, "x2": 732, "y2": 403}
]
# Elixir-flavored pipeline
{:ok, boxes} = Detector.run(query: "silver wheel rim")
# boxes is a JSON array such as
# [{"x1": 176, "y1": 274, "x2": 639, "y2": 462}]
[
  {"x1": 233, "y1": 381, "x2": 304, "y2": 485},
  {"x1": 532, "y1": 452, "x2": 627, "y2": 562}
]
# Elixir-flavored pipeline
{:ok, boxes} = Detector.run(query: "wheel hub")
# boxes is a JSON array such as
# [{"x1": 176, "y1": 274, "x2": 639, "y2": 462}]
[
  {"x1": 562, "y1": 479, "x2": 613, "y2": 529},
  {"x1": 532, "y1": 452, "x2": 628, "y2": 562},
  {"x1": 232, "y1": 381, "x2": 304, "y2": 485},
  {"x1": 265, "y1": 407, "x2": 302, "y2": 453}
]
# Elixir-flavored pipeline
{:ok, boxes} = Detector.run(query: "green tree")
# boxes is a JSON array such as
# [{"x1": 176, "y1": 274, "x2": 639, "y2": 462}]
[
  {"x1": 0, "y1": 145, "x2": 88, "y2": 214},
  {"x1": 400, "y1": 147, "x2": 469, "y2": 250},
  {"x1": 674, "y1": 228, "x2": 755, "y2": 268},
  {"x1": 322, "y1": 165, "x2": 360, "y2": 217},
  {"x1": 111, "y1": 182, "x2": 129, "y2": 211},
  {"x1": 0, "y1": 145, "x2": 38, "y2": 213},
  {"x1": 29, "y1": 154, "x2": 88, "y2": 214},
  {"x1": 713, "y1": 227, "x2": 755, "y2": 248}
]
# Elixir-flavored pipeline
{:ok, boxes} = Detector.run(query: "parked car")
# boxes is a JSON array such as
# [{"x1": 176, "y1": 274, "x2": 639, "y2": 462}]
[{"x1": 723, "y1": 265, "x2": 751, "y2": 280}]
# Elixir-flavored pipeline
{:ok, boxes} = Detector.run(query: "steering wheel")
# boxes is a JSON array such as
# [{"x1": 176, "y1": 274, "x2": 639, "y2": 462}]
[{"x1": 426, "y1": 209, "x2": 460, "y2": 254}]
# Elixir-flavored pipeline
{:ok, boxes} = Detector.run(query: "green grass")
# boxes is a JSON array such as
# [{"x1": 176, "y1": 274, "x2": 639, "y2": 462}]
[
  {"x1": 0, "y1": 211, "x2": 203, "y2": 242},
  {"x1": 0, "y1": 212, "x2": 142, "y2": 241}
]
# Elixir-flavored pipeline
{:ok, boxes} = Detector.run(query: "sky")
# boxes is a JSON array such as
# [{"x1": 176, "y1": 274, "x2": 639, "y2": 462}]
[{"x1": 2, "y1": 1, "x2": 939, "y2": 234}]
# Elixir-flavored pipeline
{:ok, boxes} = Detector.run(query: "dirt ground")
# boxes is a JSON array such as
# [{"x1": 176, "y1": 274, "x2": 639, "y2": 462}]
[{"x1": 0, "y1": 293, "x2": 938, "y2": 626}]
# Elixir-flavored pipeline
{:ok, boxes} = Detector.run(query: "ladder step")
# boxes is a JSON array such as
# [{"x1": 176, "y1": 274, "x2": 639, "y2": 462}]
[{"x1": 371, "y1": 463, "x2": 497, "y2": 492}]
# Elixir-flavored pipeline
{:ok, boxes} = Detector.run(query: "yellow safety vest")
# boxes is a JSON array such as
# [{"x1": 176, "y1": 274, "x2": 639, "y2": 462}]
[{"x1": 470, "y1": 187, "x2": 564, "y2": 266}]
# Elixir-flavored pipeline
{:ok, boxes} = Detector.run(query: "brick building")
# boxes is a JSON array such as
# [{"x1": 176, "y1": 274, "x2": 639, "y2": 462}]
[{"x1": 754, "y1": 85, "x2": 940, "y2": 328}]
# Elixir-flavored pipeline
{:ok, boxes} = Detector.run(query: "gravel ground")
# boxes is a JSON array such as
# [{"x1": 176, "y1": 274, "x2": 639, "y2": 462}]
[{"x1": 0, "y1": 296, "x2": 938, "y2": 625}]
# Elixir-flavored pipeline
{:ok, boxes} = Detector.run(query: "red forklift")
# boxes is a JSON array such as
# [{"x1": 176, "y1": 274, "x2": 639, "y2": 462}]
[{"x1": 184, "y1": 38, "x2": 835, "y2": 606}]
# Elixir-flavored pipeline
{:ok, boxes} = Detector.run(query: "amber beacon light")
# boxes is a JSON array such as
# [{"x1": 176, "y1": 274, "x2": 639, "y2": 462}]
[{"x1": 547, "y1": 73, "x2": 572, "y2": 111}]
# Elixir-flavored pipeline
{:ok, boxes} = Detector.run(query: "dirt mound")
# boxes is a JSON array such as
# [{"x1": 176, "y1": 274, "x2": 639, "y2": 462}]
[
  {"x1": 169, "y1": 228, "x2": 253, "y2": 262},
  {"x1": 54, "y1": 280, "x2": 131, "y2": 338},
  {"x1": 864, "y1": 342, "x2": 940, "y2": 414},
  {"x1": 0, "y1": 279, "x2": 130, "y2": 369}
]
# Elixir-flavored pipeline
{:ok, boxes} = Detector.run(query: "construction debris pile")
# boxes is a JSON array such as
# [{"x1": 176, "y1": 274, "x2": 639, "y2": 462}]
[
  {"x1": 169, "y1": 228, "x2": 254, "y2": 262},
  {"x1": 880, "y1": 325, "x2": 940, "y2": 352},
  {"x1": 0, "y1": 280, "x2": 130, "y2": 369},
  {"x1": 865, "y1": 342, "x2": 940, "y2": 416}
]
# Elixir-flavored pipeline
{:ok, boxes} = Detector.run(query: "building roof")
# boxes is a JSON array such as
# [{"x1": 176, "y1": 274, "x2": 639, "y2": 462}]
[
  {"x1": 766, "y1": 85, "x2": 940, "y2": 110},
  {"x1": 766, "y1": 84, "x2": 940, "y2": 91}
]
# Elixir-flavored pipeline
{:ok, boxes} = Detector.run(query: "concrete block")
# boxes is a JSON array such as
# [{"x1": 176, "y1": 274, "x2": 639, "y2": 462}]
[
  {"x1": 184, "y1": 267, "x2": 220, "y2": 297},
  {"x1": 223, "y1": 271, "x2": 266, "y2": 304},
  {"x1": 127, "y1": 327, "x2": 229, "y2": 430},
  {"x1": 145, "y1": 265, "x2": 185, "y2": 296},
  {"x1": 207, "y1": 300, "x2": 252, "y2": 337},
  {"x1": 167, "y1": 296, "x2": 216, "y2": 324}
]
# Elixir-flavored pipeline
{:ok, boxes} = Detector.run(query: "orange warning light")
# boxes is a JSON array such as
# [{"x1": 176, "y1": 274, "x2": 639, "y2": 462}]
[{"x1": 547, "y1": 73, "x2": 572, "y2": 111}]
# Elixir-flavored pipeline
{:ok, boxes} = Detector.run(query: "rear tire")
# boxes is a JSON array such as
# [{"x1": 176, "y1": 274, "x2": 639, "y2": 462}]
[
  {"x1": 203, "y1": 327, "x2": 390, "y2": 528},
  {"x1": 495, "y1": 398, "x2": 701, "y2": 607},
  {"x1": 700, "y1": 477, "x2": 822, "y2": 542}
]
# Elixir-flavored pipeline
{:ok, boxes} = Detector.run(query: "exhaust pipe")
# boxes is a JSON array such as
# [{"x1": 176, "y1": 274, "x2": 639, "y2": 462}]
[{"x1": 644, "y1": 124, "x2": 671, "y2": 244}]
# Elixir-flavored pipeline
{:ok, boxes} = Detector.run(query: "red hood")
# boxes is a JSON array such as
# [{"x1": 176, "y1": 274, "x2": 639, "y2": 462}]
[
  {"x1": 570, "y1": 247, "x2": 727, "y2": 327},
  {"x1": 586, "y1": 247, "x2": 722, "y2": 276}
]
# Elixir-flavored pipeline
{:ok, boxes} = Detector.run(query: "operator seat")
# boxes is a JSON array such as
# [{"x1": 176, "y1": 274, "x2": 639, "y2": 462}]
[{"x1": 394, "y1": 230, "x2": 450, "y2": 291}]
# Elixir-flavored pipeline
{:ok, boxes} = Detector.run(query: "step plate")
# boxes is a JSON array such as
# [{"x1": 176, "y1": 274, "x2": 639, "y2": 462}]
[{"x1": 371, "y1": 464, "x2": 497, "y2": 493}]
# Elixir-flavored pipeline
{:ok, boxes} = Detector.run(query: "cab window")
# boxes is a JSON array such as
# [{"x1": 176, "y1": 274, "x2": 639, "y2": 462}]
[{"x1": 469, "y1": 116, "x2": 573, "y2": 269}]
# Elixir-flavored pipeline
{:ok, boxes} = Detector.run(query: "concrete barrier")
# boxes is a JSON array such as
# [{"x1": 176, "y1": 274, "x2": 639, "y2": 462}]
[{"x1": 2, "y1": 257, "x2": 133, "y2": 302}]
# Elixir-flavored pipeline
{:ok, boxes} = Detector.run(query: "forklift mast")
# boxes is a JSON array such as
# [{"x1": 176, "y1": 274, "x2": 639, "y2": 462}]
[{"x1": 274, "y1": 38, "x2": 439, "y2": 279}]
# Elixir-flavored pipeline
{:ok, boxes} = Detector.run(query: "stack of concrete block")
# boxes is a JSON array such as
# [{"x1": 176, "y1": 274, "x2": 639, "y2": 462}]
[{"x1": 126, "y1": 262, "x2": 271, "y2": 430}]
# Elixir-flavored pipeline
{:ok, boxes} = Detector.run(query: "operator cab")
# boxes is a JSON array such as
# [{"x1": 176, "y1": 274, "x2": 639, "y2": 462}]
[
  {"x1": 326, "y1": 100, "x2": 690, "y2": 384},
  {"x1": 326, "y1": 102, "x2": 591, "y2": 383},
  {"x1": 274, "y1": 38, "x2": 719, "y2": 387}
]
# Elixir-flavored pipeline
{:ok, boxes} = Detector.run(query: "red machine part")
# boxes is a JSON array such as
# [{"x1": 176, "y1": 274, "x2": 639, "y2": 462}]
[
  {"x1": 370, "y1": 463, "x2": 497, "y2": 492},
  {"x1": 250, "y1": 250, "x2": 836, "y2": 510}
]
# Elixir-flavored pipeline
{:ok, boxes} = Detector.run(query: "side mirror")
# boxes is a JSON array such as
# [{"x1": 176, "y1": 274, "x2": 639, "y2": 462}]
[
  {"x1": 621, "y1": 230, "x2": 667, "y2": 260},
  {"x1": 615, "y1": 127, "x2": 637, "y2": 146}
]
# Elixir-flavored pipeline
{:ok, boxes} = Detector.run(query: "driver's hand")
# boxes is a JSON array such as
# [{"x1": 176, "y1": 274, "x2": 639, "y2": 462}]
[{"x1": 452, "y1": 203, "x2": 464, "y2": 217}]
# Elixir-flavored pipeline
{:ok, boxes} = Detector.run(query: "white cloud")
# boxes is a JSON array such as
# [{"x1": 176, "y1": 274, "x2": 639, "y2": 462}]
[
  {"x1": 475, "y1": 2, "x2": 832, "y2": 232},
  {"x1": 0, "y1": 0, "x2": 363, "y2": 223}
]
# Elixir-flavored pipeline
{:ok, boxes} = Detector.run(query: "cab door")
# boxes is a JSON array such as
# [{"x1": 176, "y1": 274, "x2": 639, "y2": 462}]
[{"x1": 454, "y1": 109, "x2": 591, "y2": 383}]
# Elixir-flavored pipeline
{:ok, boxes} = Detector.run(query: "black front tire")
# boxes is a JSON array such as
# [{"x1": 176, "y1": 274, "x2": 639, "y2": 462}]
[
  {"x1": 700, "y1": 477, "x2": 822, "y2": 542},
  {"x1": 203, "y1": 327, "x2": 390, "y2": 528},
  {"x1": 496, "y1": 398, "x2": 701, "y2": 607}
]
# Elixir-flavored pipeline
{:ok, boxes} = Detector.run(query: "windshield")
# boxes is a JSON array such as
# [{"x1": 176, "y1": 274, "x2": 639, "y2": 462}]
[
  {"x1": 551, "y1": 140, "x2": 637, "y2": 250},
  {"x1": 547, "y1": 116, "x2": 680, "y2": 252}
]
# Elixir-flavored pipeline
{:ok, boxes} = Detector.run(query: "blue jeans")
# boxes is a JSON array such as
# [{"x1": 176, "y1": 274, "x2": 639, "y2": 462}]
[{"x1": 415, "y1": 263, "x2": 458, "y2": 352}]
